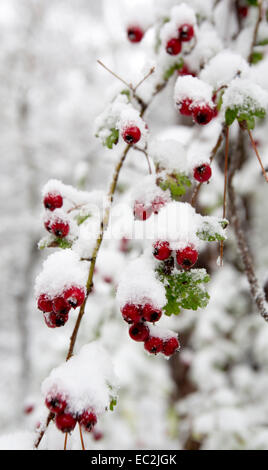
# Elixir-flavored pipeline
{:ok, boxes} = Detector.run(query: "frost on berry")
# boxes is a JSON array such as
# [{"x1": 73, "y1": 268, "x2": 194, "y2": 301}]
[
  {"x1": 192, "y1": 104, "x2": 215, "y2": 125},
  {"x1": 45, "y1": 394, "x2": 67, "y2": 414},
  {"x1": 64, "y1": 286, "x2": 85, "y2": 309},
  {"x1": 55, "y1": 412, "x2": 77, "y2": 433},
  {"x1": 121, "y1": 304, "x2": 141, "y2": 324},
  {"x1": 153, "y1": 241, "x2": 171, "y2": 261},
  {"x1": 174, "y1": 76, "x2": 214, "y2": 119},
  {"x1": 166, "y1": 38, "x2": 182, "y2": 56},
  {"x1": 37, "y1": 294, "x2": 53, "y2": 313},
  {"x1": 176, "y1": 246, "x2": 198, "y2": 270},
  {"x1": 193, "y1": 163, "x2": 212, "y2": 183},
  {"x1": 122, "y1": 126, "x2": 141, "y2": 144},
  {"x1": 178, "y1": 24, "x2": 194, "y2": 42},
  {"x1": 78, "y1": 410, "x2": 97, "y2": 432},
  {"x1": 141, "y1": 304, "x2": 162, "y2": 323},
  {"x1": 163, "y1": 337, "x2": 180, "y2": 356},
  {"x1": 43, "y1": 192, "x2": 63, "y2": 211},
  {"x1": 144, "y1": 336, "x2": 164, "y2": 355}
]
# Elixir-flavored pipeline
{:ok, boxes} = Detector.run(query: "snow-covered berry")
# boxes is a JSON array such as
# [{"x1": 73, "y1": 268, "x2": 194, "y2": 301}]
[
  {"x1": 193, "y1": 163, "x2": 212, "y2": 183},
  {"x1": 78, "y1": 410, "x2": 97, "y2": 432},
  {"x1": 129, "y1": 323, "x2": 149, "y2": 342},
  {"x1": 178, "y1": 63, "x2": 196, "y2": 77},
  {"x1": 51, "y1": 220, "x2": 70, "y2": 238},
  {"x1": 44, "y1": 311, "x2": 69, "y2": 328},
  {"x1": 122, "y1": 126, "x2": 141, "y2": 144},
  {"x1": 144, "y1": 336, "x2": 163, "y2": 354},
  {"x1": 176, "y1": 246, "x2": 198, "y2": 270},
  {"x1": 55, "y1": 412, "x2": 77, "y2": 433},
  {"x1": 121, "y1": 303, "x2": 141, "y2": 324},
  {"x1": 192, "y1": 104, "x2": 215, "y2": 125},
  {"x1": 64, "y1": 286, "x2": 85, "y2": 309},
  {"x1": 45, "y1": 394, "x2": 67, "y2": 414},
  {"x1": 134, "y1": 201, "x2": 153, "y2": 221},
  {"x1": 141, "y1": 304, "x2": 162, "y2": 323},
  {"x1": 152, "y1": 196, "x2": 167, "y2": 214},
  {"x1": 166, "y1": 38, "x2": 182, "y2": 55},
  {"x1": 43, "y1": 193, "x2": 63, "y2": 211},
  {"x1": 127, "y1": 26, "x2": 144, "y2": 43},
  {"x1": 153, "y1": 241, "x2": 171, "y2": 261},
  {"x1": 178, "y1": 98, "x2": 193, "y2": 116},
  {"x1": 37, "y1": 293, "x2": 53, "y2": 313},
  {"x1": 178, "y1": 24, "x2": 194, "y2": 42},
  {"x1": 163, "y1": 337, "x2": 180, "y2": 356}
]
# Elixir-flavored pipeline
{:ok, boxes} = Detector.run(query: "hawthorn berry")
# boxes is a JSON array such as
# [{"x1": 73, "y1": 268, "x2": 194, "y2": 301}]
[
  {"x1": 51, "y1": 220, "x2": 70, "y2": 238},
  {"x1": 178, "y1": 98, "x2": 193, "y2": 116},
  {"x1": 78, "y1": 410, "x2": 97, "y2": 432},
  {"x1": 134, "y1": 201, "x2": 153, "y2": 221},
  {"x1": 178, "y1": 64, "x2": 196, "y2": 77},
  {"x1": 163, "y1": 337, "x2": 180, "y2": 356},
  {"x1": 193, "y1": 163, "x2": 212, "y2": 183},
  {"x1": 192, "y1": 104, "x2": 215, "y2": 125},
  {"x1": 238, "y1": 6, "x2": 248, "y2": 18},
  {"x1": 122, "y1": 126, "x2": 141, "y2": 144},
  {"x1": 45, "y1": 394, "x2": 67, "y2": 414},
  {"x1": 153, "y1": 241, "x2": 171, "y2": 261},
  {"x1": 37, "y1": 293, "x2": 53, "y2": 313},
  {"x1": 55, "y1": 412, "x2": 77, "y2": 433},
  {"x1": 44, "y1": 311, "x2": 69, "y2": 328},
  {"x1": 176, "y1": 246, "x2": 198, "y2": 270},
  {"x1": 127, "y1": 26, "x2": 144, "y2": 43},
  {"x1": 142, "y1": 304, "x2": 162, "y2": 323},
  {"x1": 144, "y1": 336, "x2": 163, "y2": 354},
  {"x1": 43, "y1": 192, "x2": 63, "y2": 211},
  {"x1": 64, "y1": 286, "x2": 85, "y2": 309},
  {"x1": 129, "y1": 323, "x2": 149, "y2": 342},
  {"x1": 178, "y1": 24, "x2": 194, "y2": 42},
  {"x1": 166, "y1": 38, "x2": 182, "y2": 55},
  {"x1": 44, "y1": 219, "x2": 52, "y2": 233},
  {"x1": 121, "y1": 304, "x2": 141, "y2": 324},
  {"x1": 52, "y1": 296, "x2": 71, "y2": 315},
  {"x1": 151, "y1": 196, "x2": 167, "y2": 214}
]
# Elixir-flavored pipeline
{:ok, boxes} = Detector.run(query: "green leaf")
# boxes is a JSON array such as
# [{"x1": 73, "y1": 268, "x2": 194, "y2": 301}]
[
  {"x1": 109, "y1": 398, "x2": 117, "y2": 411},
  {"x1": 257, "y1": 38, "x2": 268, "y2": 46},
  {"x1": 120, "y1": 89, "x2": 131, "y2": 100},
  {"x1": 157, "y1": 268, "x2": 210, "y2": 316},
  {"x1": 104, "y1": 128, "x2": 119, "y2": 149},
  {"x1": 159, "y1": 173, "x2": 191, "y2": 200},
  {"x1": 76, "y1": 213, "x2": 91, "y2": 225},
  {"x1": 225, "y1": 108, "x2": 237, "y2": 126},
  {"x1": 163, "y1": 60, "x2": 184, "y2": 81},
  {"x1": 55, "y1": 238, "x2": 73, "y2": 249},
  {"x1": 247, "y1": 0, "x2": 258, "y2": 5},
  {"x1": 251, "y1": 51, "x2": 263, "y2": 64},
  {"x1": 197, "y1": 218, "x2": 228, "y2": 242}
]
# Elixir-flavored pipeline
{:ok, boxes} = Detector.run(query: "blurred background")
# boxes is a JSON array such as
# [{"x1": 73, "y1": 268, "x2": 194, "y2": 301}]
[{"x1": 1, "y1": 0, "x2": 268, "y2": 450}]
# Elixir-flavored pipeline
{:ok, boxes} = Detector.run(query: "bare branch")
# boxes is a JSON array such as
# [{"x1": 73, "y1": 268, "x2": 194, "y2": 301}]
[{"x1": 248, "y1": 0, "x2": 263, "y2": 63}]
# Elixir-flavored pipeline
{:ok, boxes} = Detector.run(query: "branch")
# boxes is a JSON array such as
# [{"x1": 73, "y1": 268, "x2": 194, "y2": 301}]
[
  {"x1": 248, "y1": 0, "x2": 263, "y2": 64},
  {"x1": 227, "y1": 130, "x2": 268, "y2": 322}
]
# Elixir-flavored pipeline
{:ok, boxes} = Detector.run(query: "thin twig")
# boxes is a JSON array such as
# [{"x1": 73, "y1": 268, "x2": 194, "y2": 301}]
[
  {"x1": 247, "y1": 128, "x2": 268, "y2": 183},
  {"x1": 228, "y1": 130, "x2": 268, "y2": 322},
  {"x1": 64, "y1": 432, "x2": 68, "y2": 451},
  {"x1": 133, "y1": 67, "x2": 155, "y2": 91},
  {"x1": 97, "y1": 60, "x2": 131, "y2": 89},
  {"x1": 190, "y1": 131, "x2": 223, "y2": 207},
  {"x1": 248, "y1": 0, "x2": 263, "y2": 63},
  {"x1": 220, "y1": 126, "x2": 229, "y2": 266},
  {"x1": 79, "y1": 424, "x2": 85, "y2": 451},
  {"x1": 134, "y1": 144, "x2": 152, "y2": 174}
]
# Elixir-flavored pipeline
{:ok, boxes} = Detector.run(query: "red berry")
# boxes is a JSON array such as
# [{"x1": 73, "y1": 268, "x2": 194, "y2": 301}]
[
  {"x1": 129, "y1": 323, "x2": 149, "y2": 342},
  {"x1": 238, "y1": 6, "x2": 248, "y2": 18},
  {"x1": 122, "y1": 126, "x2": 141, "y2": 144},
  {"x1": 178, "y1": 98, "x2": 193, "y2": 116},
  {"x1": 78, "y1": 410, "x2": 97, "y2": 432},
  {"x1": 121, "y1": 304, "x2": 141, "y2": 324},
  {"x1": 43, "y1": 193, "x2": 63, "y2": 211},
  {"x1": 52, "y1": 296, "x2": 71, "y2": 315},
  {"x1": 55, "y1": 412, "x2": 77, "y2": 433},
  {"x1": 134, "y1": 201, "x2": 153, "y2": 221},
  {"x1": 144, "y1": 336, "x2": 164, "y2": 354},
  {"x1": 178, "y1": 64, "x2": 196, "y2": 77},
  {"x1": 45, "y1": 394, "x2": 67, "y2": 414},
  {"x1": 127, "y1": 26, "x2": 144, "y2": 43},
  {"x1": 44, "y1": 219, "x2": 52, "y2": 233},
  {"x1": 192, "y1": 104, "x2": 215, "y2": 125},
  {"x1": 166, "y1": 38, "x2": 182, "y2": 55},
  {"x1": 24, "y1": 405, "x2": 34, "y2": 414},
  {"x1": 178, "y1": 24, "x2": 194, "y2": 42},
  {"x1": 163, "y1": 337, "x2": 180, "y2": 356},
  {"x1": 142, "y1": 304, "x2": 162, "y2": 323},
  {"x1": 44, "y1": 311, "x2": 69, "y2": 328},
  {"x1": 151, "y1": 196, "x2": 166, "y2": 214},
  {"x1": 37, "y1": 294, "x2": 53, "y2": 313},
  {"x1": 176, "y1": 246, "x2": 198, "y2": 270},
  {"x1": 64, "y1": 286, "x2": 85, "y2": 309},
  {"x1": 193, "y1": 163, "x2": 212, "y2": 183},
  {"x1": 51, "y1": 220, "x2": 69, "y2": 238},
  {"x1": 153, "y1": 241, "x2": 171, "y2": 261}
]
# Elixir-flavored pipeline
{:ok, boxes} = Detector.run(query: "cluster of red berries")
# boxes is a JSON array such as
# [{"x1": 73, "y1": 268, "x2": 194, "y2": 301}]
[
  {"x1": 166, "y1": 23, "x2": 194, "y2": 56},
  {"x1": 37, "y1": 286, "x2": 85, "y2": 328},
  {"x1": 121, "y1": 303, "x2": 179, "y2": 356},
  {"x1": 45, "y1": 393, "x2": 97, "y2": 434},
  {"x1": 122, "y1": 125, "x2": 141, "y2": 145},
  {"x1": 43, "y1": 191, "x2": 70, "y2": 239},
  {"x1": 127, "y1": 25, "x2": 144, "y2": 43},
  {"x1": 134, "y1": 196, "x2": 166, "y2": 221},
  {"x1": 178, "y1": 98, "x2": 217, "y2": 125},
  {"x1": 153, "y1": 241, "x2": 198, "y2": 270}
]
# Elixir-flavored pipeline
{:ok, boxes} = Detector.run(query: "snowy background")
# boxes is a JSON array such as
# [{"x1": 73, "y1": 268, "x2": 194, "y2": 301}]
[{"x1": 1, "y1": 0, "x2": 268, "y2": 450}]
